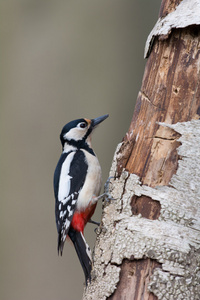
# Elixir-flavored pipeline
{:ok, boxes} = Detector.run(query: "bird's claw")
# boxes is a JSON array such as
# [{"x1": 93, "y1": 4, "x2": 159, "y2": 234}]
[
  {"x1": 94, "y1": 177, "x2": 115, "y2": 203},
  {"x1": 104, "y1": 176, "x2": 114, "y2": 194},
  {"x1": 103, "y1": 192, "x2": 115, "y2": 202},
  {"x1": 88, "y1": 219, "x2": 100, "y2": 226},
  {"x1": 103, "y1": 176, "x2": 115, "y2": 202}
]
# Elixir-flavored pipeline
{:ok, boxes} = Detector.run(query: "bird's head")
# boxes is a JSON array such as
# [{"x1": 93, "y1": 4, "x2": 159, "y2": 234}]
[{"x1": 60, "y1": 114, "x2": 109, "y2": 148}]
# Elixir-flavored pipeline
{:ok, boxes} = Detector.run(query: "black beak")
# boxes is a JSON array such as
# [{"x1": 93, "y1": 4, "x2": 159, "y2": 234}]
[{"x1": 92, "y1": 114, "x2": 109, "y2": 128}]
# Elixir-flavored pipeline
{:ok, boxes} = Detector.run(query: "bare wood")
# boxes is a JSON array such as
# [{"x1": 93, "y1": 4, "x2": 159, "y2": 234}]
[
  {"x1": 111, "y1": 13, "x2": 200, "y2": 300},
  {"x1": 159, "y1": 0, "x2": 183, "y2": 17},
  {"x1": 109, "y1": 259, "x2": 160, "y2": 300},
  {"x1": 83, "y1": 0, "x2": 200, "y2": 299}
]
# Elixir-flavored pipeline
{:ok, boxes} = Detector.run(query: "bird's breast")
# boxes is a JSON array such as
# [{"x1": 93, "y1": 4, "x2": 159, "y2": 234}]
[{"x1": 76, "y1": 149, "x2": 102, "y2": 211}]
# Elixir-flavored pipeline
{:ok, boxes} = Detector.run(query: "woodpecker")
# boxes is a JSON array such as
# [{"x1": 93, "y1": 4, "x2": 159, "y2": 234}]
[{"x1": 54, "y1": 114, "x2": 109, "y2": 284}]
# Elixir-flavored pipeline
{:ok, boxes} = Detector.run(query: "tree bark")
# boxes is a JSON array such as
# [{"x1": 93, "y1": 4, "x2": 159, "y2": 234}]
[{"x1": 83, "y1": 0, "x2": 200, "y2": 299}]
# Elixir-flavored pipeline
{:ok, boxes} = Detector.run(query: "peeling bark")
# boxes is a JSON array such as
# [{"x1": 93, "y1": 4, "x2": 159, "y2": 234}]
[
  {"x1": 83, "y1": 121, "x2": 200, "y2": 300},
  {"x1": 145, "y1": 0, "x2": 200, "y2": 58},
  {"x1": 83, "y1": 0, "x2": 200, "y2": 299}
]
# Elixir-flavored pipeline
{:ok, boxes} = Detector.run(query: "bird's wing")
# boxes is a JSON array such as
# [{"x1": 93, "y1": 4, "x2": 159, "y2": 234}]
[{"x1": 54, "y1": 150, "x2": 88, "y2": 254}]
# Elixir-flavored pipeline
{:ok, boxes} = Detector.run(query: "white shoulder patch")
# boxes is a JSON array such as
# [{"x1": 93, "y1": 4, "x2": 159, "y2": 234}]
[{"x1": 58, "y1": 151, "x2": 75, "y2": 203}]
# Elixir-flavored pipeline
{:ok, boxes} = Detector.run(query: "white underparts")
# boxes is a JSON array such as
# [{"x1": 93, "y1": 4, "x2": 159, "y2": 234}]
[{"x1": 76, "y1": 149, "x2": 102, "y2": 211}]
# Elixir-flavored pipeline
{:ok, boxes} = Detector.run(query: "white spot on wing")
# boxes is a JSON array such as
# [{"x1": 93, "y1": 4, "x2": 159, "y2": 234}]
[
  {"x1": 60, "y1": 192, "x2": 78, "y2": 206},
  {"x1": 61, "y1": 219, "x2": 71, "y2": 242},
  {"x1": 59, "y1": 210, "x2": 66, "y2": 219},
  {"x1": 67, "y1": 205, "x2": 73, "y2": 217},
  {"x1": 61, "y1": 195, "x2": 71, "y2": 205}
]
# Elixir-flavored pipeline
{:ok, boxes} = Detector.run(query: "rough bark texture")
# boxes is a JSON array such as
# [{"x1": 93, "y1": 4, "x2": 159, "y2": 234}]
[
  {"x1": 83, "y1": 0, "x2": 200, "y2": 299},
  {"x1": 83, "y1": 121, "x2": 200, "y2": 300},
  {"x1": 145, "y1": 0, "x2": 200, "y2": 58}
]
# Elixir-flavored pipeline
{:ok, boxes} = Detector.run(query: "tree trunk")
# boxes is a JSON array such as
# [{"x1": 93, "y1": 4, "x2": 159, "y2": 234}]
[{"x1": 83, "y1": 0, "x2": 200, "y2": 299}]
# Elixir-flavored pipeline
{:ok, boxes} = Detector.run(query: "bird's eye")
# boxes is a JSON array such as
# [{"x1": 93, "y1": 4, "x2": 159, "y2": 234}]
[{"x1": 79, "y1": 122, "x2": 87, "y2": 128}]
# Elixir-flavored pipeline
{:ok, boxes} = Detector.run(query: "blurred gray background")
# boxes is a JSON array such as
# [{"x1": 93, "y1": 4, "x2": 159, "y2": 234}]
[{"x1": 0, "y1": 1, "x2": 160, "y2": 299}]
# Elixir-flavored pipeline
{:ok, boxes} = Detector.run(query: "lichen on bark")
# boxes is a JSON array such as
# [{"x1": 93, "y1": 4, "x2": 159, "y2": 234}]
[{"x1": 83, "y1": 120, "x2": 200, "y2": 300}]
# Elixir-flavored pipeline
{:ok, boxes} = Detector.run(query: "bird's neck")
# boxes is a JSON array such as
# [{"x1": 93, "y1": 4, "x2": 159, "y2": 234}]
[
  {"x1": 63, "y1": 139, "x2": 95, "y2": 156},
  {"x1": 63, "y1": 144, "x2": 76, "y2": 153}
]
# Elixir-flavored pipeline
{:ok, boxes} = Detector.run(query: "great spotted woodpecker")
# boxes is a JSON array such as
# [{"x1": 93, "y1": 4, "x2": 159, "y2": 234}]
[{"x1": 54, "y1": 114, "x2": 109, "y2": 284}]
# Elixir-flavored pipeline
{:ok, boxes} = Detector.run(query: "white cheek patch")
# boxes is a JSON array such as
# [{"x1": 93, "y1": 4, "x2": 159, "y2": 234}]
[{"x1": 64, "y1": 127, "x2": 87, "y2": 141}]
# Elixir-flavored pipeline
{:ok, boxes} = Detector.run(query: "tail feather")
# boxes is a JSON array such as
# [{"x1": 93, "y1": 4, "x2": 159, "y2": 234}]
[
  {"x1": 57, "y1": 232, "x2": 64, "y2": 256},
  {"x1": 68, "y1": 228, "x2": 92, "y2": 285}
]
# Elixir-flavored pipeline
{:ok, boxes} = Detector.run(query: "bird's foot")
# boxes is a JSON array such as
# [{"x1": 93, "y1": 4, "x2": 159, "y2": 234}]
[
  {"x1": 88, "y1": 219, "x2": 100, "y2": 226},
  {"x1": 91, "y1": 177, "x2": 115, "y2": 204},
  {"x1": 103, "y1": 176, "x2": 115, "y2": 202}
]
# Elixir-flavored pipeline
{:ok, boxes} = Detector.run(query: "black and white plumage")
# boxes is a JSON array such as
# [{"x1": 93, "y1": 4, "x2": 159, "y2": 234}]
[
  {"x1": 54, "y1": 114, "x2": 109, "y2": 284},
  {"x1": 54, "y1": 149, "x2": 87, "y2": 246}
]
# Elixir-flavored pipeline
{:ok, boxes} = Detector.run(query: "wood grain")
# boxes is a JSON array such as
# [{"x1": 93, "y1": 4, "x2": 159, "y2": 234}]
[{"x1": 112, "y1": 8, "x2": 200, "y2": 300}]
